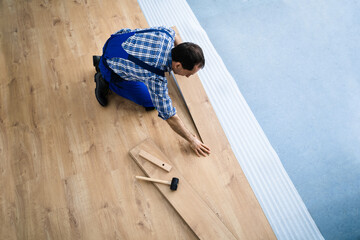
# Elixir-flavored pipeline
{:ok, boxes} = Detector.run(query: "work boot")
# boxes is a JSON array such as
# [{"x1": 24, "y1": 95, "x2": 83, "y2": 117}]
[
  {"x1": 93, "y1": 55, "x2": 101, "y2": 72},
  {"x1": 145, "y1": 107, "x2": 155, "y2": 111},
  {"x1": 94, "y1": 72, "x2": 109, "y2": 107}
]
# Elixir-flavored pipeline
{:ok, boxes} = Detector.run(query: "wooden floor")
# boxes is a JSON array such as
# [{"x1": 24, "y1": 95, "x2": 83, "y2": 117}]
[{"x1": 0, "y1": 0, "x2": 276, "y2": 239}]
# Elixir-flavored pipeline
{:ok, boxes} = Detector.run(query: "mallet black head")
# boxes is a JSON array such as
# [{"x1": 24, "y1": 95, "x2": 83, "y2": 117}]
[{"x1": 170, "y1": 178, "x2": 179, "y2": 191}]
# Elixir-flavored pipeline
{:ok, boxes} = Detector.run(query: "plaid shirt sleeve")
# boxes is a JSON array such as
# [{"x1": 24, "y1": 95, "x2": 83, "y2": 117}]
[{"x1": 145, "y1": 76, "x2": 176, "y2": 120}]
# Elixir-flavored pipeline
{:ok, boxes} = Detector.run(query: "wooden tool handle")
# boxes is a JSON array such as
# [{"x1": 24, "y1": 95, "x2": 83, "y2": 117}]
[
  {"x1": 136, "y1": 176, "x2": 171, "y2": 185},
  {"x1": 139, "y1": 150, "x2": 172, "y2": 172}
]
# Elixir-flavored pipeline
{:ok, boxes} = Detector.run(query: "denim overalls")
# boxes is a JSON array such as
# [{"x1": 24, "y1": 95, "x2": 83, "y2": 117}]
[{"x1": 98, "y1": 29, "x2": 172, "y2": 108}]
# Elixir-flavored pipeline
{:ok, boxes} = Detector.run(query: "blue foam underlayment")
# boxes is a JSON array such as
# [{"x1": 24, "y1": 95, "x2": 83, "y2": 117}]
[
  {"x1": 138, "y1": 0, "x2": 330, "y2": 239},
  {"x1": 186, "y1": 1, "x2": 360, "y2": 240}
]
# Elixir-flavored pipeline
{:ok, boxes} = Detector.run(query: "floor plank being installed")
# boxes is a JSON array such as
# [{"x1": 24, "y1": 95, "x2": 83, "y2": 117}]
[
  {"x1": 130, "y1": 139, "x2": 238, "y2": 240},
  {"x1": 0, "y1": 0, "x2": 276, "y2": 239}
]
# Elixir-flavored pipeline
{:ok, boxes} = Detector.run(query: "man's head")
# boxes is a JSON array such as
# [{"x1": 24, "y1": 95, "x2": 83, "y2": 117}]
[{"x1": 171, "y1": 42, "x2": 205, "y2": 78}]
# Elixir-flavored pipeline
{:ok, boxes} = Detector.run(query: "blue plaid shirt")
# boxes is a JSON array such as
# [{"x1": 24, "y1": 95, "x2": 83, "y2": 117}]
[{"x1": 106, "y1": 27, "x2": 176, "y2": 120}]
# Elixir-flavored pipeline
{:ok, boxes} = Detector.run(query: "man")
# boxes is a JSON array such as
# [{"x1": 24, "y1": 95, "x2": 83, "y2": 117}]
[{"x1": 93, "y1": 26, "x2": 210, "y2": 157}]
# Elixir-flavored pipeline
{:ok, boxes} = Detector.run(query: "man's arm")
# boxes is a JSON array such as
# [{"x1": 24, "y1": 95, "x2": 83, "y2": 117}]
[
  {"x1": 171, "y1": 26, "x2": 181, "y2": 46},
  {"x1": 166, "y1": 114, "x2": 211, "y2": 157}
]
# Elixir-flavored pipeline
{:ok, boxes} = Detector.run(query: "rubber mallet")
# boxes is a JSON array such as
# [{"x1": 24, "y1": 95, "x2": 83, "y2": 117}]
[{"x1": 136, "y1": 176, "x2": 179, "y2": 191}]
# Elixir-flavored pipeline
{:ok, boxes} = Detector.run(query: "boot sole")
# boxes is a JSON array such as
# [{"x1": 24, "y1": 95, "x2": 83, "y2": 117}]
[
  {"x1": 94, "y1": 73, "x2": 107, "y2": 107},
  {"x1": 93, "y1": 56, "x2": 101, "y2": 72}
]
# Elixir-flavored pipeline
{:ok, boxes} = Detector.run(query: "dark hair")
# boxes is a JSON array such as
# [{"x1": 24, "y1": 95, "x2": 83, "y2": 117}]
[{"x1": 171, "y1": 42, "x2": 205, "y2": 70}]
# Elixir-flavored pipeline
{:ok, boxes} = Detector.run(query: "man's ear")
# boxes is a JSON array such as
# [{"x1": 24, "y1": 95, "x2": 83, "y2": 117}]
[{"x1": 173, "y1": 62, "x2": 182, "y2": 70}]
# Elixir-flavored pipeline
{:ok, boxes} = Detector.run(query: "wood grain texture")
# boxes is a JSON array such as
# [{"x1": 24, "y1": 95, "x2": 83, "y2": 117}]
[
  {"x1": 130, "y1": 138, "x2": 237, "y2": 240},
  {"x1": 1, "y1": 1, "x2": 275, "y2": 239},
  {"x1": 0, "y1": 1, "x2": 196, "y2": 239}
]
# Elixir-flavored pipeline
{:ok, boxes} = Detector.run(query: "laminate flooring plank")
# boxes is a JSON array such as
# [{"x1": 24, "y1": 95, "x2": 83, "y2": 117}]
[
  {"x1": 130, "y1": 138, "x2": 237, "y2": 240},
  {"x1": 169, "y1": 77, "x2": 277, "y2": 239}
]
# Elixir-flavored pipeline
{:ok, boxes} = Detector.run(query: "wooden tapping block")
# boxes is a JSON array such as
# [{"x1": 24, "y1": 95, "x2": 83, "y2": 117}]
[
  {"x1": 139, "y1": 150, "x2": 172, "y2": 172},
  {"x1": 129, "y1": 138, "x2": 237, "y2": 240}
]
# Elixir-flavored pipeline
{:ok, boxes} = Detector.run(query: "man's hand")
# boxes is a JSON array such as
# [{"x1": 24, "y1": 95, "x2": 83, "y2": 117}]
[
  {"x1": 166, "y1": 114, "x2": 211, "y2": 157},
  {"x1": 190, "y1": 137, "x2": 211, "y2": 157}
]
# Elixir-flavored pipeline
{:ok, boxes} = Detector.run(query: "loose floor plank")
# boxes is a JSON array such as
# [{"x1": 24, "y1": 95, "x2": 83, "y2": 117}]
[{"x1": 130, "y1": 138, "x2": 237, "y2": 240}]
